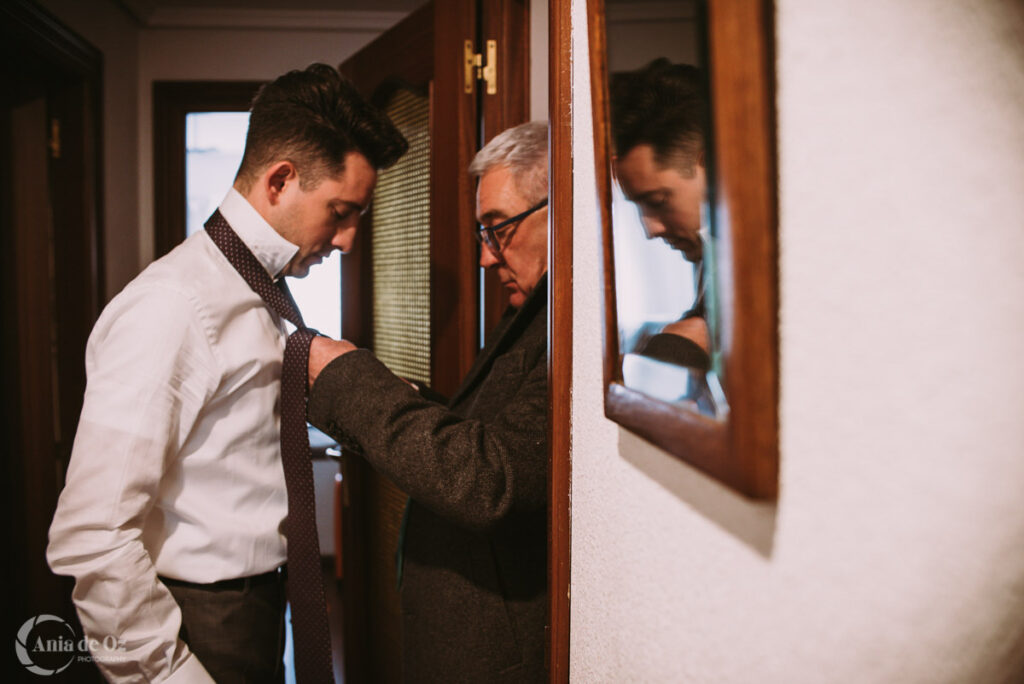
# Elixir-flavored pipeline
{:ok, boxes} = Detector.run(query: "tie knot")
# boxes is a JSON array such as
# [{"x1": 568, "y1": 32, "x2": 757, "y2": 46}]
[{"x1": 205, "y1": 212, "x2": 305, "y2": 328}]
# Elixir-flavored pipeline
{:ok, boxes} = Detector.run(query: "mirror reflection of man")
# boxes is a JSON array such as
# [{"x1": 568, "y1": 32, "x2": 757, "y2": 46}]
[
  {"x1": 611, "y1": 58, "x2": 711, "y2": 368},
  {"x1": 306, "y1": 121, "x2": 550, "y2": 681}
]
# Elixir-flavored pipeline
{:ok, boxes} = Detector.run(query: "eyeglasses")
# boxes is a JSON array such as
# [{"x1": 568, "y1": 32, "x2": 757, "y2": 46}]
[{"x1": 475, "y1": 198, "x2": 548, "y2": 255}]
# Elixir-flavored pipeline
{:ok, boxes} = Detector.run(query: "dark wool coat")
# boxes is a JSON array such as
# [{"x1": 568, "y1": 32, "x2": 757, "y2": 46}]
[{"x1": 308, "y1": 276, "x2": 548, "y2": 683}]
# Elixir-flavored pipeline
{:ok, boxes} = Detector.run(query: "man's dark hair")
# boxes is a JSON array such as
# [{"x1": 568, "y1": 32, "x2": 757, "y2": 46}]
[
  {"x1": 610, "y1": 58, "x2": 706, "y2": 176},
  {"x1": 236, "y1": 63, "x2": 408, "y2": 191}
]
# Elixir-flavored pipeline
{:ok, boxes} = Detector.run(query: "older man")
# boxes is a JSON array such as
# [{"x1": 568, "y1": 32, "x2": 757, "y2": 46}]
[{"x1": 307, "y1": 121, "x2": 549, "y2": 682}]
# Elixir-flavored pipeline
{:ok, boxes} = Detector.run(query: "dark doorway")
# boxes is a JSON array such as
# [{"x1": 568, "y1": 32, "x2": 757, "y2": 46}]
[{"x1": 0, "y1": 1, "x2": 104, "y2": 681}]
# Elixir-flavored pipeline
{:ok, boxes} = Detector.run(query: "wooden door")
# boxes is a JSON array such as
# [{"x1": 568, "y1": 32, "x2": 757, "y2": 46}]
[
  {"x1": 337, "y1": 1, "x2": 529, "y2": 680},
  {"x1": 0, "y1": 2, "x2": 103, "y2": 681},
  {"x1": 480, "y1": 0, "x2": 531, "y2": 338}
]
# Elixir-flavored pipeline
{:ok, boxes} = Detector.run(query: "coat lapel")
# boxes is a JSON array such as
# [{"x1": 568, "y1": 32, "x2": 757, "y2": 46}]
[{"x1": 448, "y1": 274, "x2": 548, "y2": 409}]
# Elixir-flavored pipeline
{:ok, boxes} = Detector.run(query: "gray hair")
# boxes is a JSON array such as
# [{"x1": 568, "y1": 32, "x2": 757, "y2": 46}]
[{"x1": 468, "y1": 120, "x2": 549, "y2": 205}]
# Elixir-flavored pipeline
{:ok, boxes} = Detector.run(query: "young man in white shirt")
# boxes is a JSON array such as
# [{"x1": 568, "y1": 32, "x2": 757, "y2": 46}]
[{"x1": 46, "y1": 63, "x2": 406, "y2": 683}]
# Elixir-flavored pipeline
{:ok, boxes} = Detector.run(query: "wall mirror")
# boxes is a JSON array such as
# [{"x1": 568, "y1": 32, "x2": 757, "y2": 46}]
[{"x1": 589, "y1": 0, "x2": 779, "y2": 499}]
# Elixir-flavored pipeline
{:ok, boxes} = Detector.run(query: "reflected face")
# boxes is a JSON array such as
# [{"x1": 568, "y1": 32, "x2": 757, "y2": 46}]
[
  {"x1": 276, "y1": 151, "x2": 377, "y2": 278},
  {"x1": 476, "y1": 165, "x2": 548, "y2": 308},
  {"x1": 615, "y1": 143, "x2": 706, "y2": 262}
]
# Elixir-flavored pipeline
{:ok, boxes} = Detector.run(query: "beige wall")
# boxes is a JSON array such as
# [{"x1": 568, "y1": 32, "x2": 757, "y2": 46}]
[{"x1": 568, "y1": 0, "x2": 1024, "y2": 682}]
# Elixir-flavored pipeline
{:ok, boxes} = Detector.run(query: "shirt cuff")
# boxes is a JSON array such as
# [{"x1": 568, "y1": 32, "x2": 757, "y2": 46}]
[{"x1": 164, "y1": 653, "x2": 216, "y2": 683}]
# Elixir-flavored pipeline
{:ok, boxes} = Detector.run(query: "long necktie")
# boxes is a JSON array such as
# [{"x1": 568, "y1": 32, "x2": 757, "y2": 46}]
[{"x1": 205, "y1": 211, "x2": 334, "y2": 683}]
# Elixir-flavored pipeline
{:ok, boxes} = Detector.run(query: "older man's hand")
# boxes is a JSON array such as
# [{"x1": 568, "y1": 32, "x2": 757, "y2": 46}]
[
  {"x1": 308, "y1": 336, "x2": 358, "y2": 387},
  {"x1": 661, "y1": 316, "x2": 710, "y2": 353}
]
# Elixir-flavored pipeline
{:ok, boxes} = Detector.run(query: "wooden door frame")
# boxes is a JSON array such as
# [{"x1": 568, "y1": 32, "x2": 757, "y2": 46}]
[
  {"x1": 480, "y1": 0, "x2": 531, "y2": 338},
  {"x1": 547, "y1": 0, "x2": 572, "y2": 680}
]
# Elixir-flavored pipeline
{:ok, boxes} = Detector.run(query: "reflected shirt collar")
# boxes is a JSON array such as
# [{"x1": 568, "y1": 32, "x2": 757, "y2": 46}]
[{"x1": 217, "y1": 188, "x2": 298, "y2": 279}]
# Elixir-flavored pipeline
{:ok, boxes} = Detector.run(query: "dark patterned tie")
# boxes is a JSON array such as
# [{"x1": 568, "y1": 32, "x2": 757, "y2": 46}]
[{"x1": 205, "y1": 211, "x2": 334, "y2": 683}]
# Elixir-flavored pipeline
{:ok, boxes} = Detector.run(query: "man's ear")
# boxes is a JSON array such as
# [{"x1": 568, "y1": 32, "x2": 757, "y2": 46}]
[
  {"x1": 697, "y1": 148, "x2": 706, "y2": 169},
  {"x1": 264, "y1": 161, "x2": 297, "y2": 205}
]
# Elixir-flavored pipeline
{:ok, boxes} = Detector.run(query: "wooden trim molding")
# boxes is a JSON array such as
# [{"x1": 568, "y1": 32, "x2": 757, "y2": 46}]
[
  {"x1": 547, "y1": 0, "x2": 573, "y2": 680},
  {"x1": 706, "y1": 0, "x2": 779, "y2": 495},
  {"x1": 124, "y1": 6, "x2": 406, "y2": 32},
  {"x1": 589, "y1": 0, "x2": 779, "y2": 499}
]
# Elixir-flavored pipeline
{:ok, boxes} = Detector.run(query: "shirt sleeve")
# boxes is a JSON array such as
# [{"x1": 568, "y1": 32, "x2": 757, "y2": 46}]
[{"x1": 47, "y1": 283, "x2": 218, "y2": 683}]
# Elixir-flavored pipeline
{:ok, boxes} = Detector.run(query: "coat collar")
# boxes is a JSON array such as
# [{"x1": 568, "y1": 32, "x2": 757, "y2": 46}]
[{"x1": 448, "y1": 273, "x2": 548, "y2": 407}]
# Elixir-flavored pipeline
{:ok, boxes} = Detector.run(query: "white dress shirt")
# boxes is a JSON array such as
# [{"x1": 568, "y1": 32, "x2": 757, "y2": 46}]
[{"x1": 47, "y1": 189, "x2": 299, "y2": 683}]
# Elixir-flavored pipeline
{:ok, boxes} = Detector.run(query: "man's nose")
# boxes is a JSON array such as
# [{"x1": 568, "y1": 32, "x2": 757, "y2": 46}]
[
  {"x1": 479, "y1": 243, "x2": 501, "y2": 269},
  {"x1": 641, "y1": 215, "x2": 667, "y2": 239},
  {"x1": 332, "y1": 227, "x2": 356, "y2": 254}
]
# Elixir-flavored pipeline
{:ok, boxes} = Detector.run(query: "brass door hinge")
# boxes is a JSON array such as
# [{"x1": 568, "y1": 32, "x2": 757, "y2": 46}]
[{"x1": 463, "y1": 39, "x2": 497, "y2": 95}]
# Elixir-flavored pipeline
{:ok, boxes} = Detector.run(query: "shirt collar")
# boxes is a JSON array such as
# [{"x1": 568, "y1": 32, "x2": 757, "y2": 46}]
[{"x1": 217, "y1": 188, "x2": 299, "y2": 279}]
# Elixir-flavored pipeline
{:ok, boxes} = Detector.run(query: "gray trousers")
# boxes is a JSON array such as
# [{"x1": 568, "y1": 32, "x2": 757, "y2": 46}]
[{"x1": 161, "y1": 570, "x2": 286, "y2": 683}]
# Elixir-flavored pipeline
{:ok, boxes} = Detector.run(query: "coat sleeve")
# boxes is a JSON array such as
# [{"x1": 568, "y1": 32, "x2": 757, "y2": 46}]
[
  {"x1": 637, "y1": 331, "x2": 711, "y2": 370},
  {"x1": 308, "y1": 349, "x2": 546, "y2": 533}
]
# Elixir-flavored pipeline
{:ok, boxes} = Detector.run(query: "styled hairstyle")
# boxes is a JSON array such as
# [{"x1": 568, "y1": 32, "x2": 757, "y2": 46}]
[
  {"x1": 610, "y1": 59, "x2": 706, "y2": 176},
  {"x1": 468, "y1": 120, "x2": 549, "y2": 205},
  {"x1": 235, "y1": 63, "x2": 408, "y2": 191}
]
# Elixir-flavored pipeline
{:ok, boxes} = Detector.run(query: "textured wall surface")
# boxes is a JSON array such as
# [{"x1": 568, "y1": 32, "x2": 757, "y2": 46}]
[{"x1": 569, "y1": 1, "x2": 1024, "y2": 682}]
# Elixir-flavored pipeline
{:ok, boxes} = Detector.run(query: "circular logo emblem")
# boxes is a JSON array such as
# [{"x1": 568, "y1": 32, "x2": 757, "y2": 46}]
[{"x1": 15, "y1": 615, "x2": 76, "y2": 676}]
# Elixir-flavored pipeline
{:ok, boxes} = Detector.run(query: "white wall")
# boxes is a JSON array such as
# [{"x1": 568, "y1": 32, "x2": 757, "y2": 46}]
[{"x1": 568, "y1": 1, "x2": 1024, "y2": 682}]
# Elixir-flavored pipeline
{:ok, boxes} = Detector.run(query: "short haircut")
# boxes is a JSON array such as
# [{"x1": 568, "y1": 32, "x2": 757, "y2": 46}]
[
  {"x1": 235, "y1": 63, "x2": 408, "y2": 191},
  {"x1": 468, "y1": 120, "x2": 549, "y2": 205},
  {"x1": 610, "y1": 59, "x2": 706, "y2": 176}
]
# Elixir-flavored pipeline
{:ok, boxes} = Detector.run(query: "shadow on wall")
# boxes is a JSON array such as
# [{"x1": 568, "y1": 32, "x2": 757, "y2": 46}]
[{"x1": 618, "y1": 429, "x2": 777, "y2": 558}]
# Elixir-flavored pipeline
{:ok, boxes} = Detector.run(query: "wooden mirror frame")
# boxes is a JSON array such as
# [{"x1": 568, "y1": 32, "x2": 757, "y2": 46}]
[{"x1": 589, "y1": 0, "x2": 779, "y2": 499}]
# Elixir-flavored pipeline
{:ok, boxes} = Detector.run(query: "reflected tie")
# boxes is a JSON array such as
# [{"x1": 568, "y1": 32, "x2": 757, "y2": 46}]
[{"x1": 205, "y1": 211, "x2": 334, "y2": 684}]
